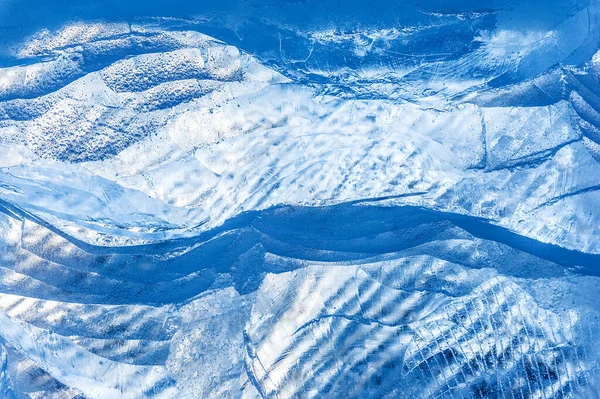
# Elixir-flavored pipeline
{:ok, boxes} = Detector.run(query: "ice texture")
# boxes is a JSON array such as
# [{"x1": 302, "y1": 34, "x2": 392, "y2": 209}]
[{"x1": 1, "y1": 0, "x2": 600, "y2": 398}]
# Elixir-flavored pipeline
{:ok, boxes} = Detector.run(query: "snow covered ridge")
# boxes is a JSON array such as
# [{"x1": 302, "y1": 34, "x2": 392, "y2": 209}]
[
  {"x1": 2, "y1": 20, "x2": 600, "y2": 252},
  {"x1": 1, "y1": 202, "x2": 600, "y2": 398},
  {"x1": 0, "y1": 8, "x2": 600, "y2": 398},
  {"x1": 0, "y1": 25, "x2": 289, "y2": 162}
]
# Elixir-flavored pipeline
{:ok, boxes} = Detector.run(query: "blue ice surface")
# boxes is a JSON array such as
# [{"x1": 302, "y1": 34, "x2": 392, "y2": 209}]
[{"x1": 1, "y1": 0, "x2": 600, "y2": 397}]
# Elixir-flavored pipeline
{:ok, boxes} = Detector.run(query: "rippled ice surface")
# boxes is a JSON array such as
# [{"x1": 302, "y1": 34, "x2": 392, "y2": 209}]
[{"x1": 1, "y1": 0, "x2": 600, "y2": 397}]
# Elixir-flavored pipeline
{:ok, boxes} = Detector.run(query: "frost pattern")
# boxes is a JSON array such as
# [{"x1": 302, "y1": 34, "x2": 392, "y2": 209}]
[{"x1": 1, "y1": 1, "x2": 600, "y2": 397}]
